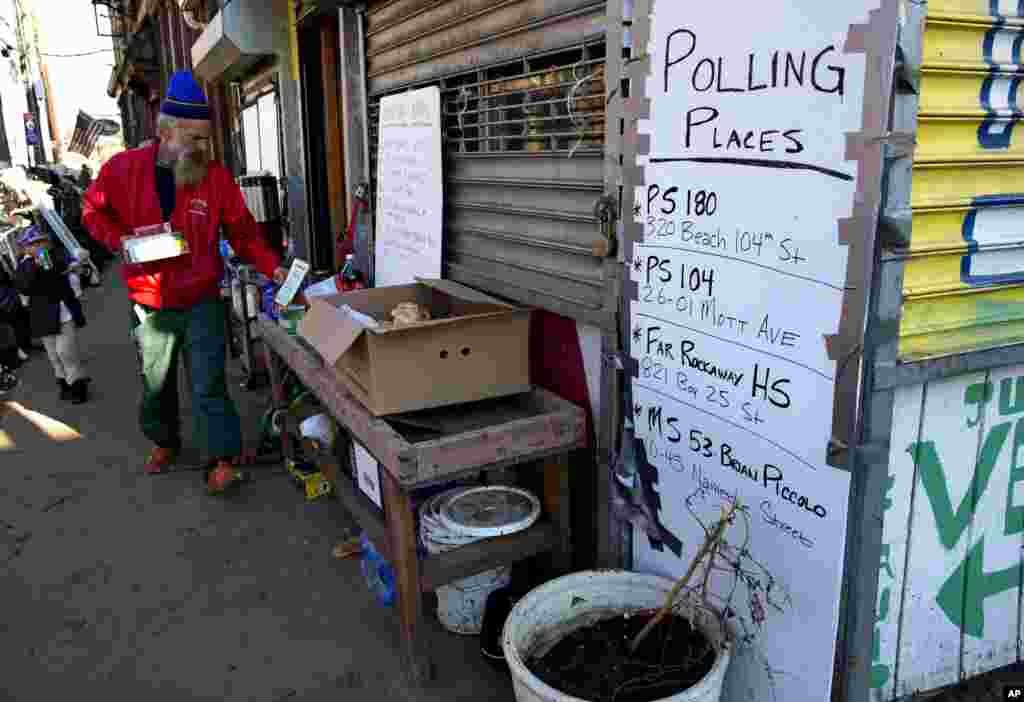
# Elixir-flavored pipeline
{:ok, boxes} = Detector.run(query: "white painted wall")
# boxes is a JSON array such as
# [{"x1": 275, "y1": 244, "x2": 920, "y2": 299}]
[{"x1": 0, "y1": 0, "x2": 30, "y2": 167}]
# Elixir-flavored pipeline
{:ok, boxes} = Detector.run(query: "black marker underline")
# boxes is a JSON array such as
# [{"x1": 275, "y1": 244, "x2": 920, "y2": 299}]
[
  {"x1": 634, "y1": 311, "x2": 835, "y2": 382},
  {"x1": 634, "y1": 381, "x2": 818, "y2": 471},
  {"x1": 649, "y1": 156, "x2": 855, "y2": 182},
  {"x1": 637, "y1": 244, "x2": 847, "y2": 292}
]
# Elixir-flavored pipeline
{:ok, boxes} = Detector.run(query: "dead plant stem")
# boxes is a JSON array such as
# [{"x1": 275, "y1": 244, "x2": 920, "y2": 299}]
[{"x1": 629, "y1": 500, "x2": 738, "y2": 654}]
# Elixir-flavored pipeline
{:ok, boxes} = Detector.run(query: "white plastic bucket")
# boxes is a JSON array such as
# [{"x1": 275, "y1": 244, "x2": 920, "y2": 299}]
[
  {"x1": 502, "y1": 570, "x2": 732, "y2": 702},
  {"x1": 436, "y1": 566, "x2": 512, "y2": 635}
]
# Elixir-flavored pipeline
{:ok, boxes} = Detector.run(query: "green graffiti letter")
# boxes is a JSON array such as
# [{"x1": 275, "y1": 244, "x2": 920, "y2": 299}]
[
  {"x1": 879, "y1": 543, "x2": 896, "y2": 580},
  {"x1": 870, "y1": 626, "x2": 891, "y2": 688},
  {"x1": 910, "y1": 421, "x2": 1011, "y2": 550},
  {"x1": 965, "y1": 380, "x2": 994, "y2": 429},
  {"x1": 1001, "y1": 377, "x2": 1024, "y2": 417},
  {"x1": 870, "y1": 588, "x2": 893, "y2": 689},
  {"x1": 1006, "y1": 417, "x2": 1024, "y2": 535}
]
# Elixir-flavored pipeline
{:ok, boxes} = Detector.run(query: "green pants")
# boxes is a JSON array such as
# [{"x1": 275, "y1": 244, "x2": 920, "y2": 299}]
[{"x1": 131, "y1": 299, "x2": 241, "y2": 459}]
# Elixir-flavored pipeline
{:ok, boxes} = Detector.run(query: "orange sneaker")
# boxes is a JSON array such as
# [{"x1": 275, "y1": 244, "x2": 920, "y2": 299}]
[
  {"x1": 206, "y1": 460, "x2": 242, "y2": 495},
  {"x1": 144, "y1": 447, "x2": 177, "y2": 475}
]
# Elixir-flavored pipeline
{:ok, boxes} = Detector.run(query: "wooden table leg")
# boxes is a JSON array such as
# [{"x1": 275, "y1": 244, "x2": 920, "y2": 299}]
[
  {"x1": 264, "y1": 344, "x2": 286, "y2": 406},
  {"x1": 543, "y1": 455, "x2": 573, "y2": 574},
  {"x1": 263, "y1": 346, "x2": 294, "y2": 462},
  {"x1": 381, "y1": 469, "x2": 434, "y2": 684}
]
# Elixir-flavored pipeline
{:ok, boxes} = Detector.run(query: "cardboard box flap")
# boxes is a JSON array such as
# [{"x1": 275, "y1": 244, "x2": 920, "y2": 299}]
[
  {"x1": 368, "y1": 308, "x2": 523, "y2": 334},
  {"x1": 415, "y1": 278, "x2": 516, "y2": 308},
  {"x1": 298, "y1": 296, "x2": 366, "y2": 364}
]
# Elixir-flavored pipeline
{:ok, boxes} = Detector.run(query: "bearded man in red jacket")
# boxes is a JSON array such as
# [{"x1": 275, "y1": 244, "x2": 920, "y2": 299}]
[{"x1": 83, "y1": 71, "x2": 288, "y2": 495}]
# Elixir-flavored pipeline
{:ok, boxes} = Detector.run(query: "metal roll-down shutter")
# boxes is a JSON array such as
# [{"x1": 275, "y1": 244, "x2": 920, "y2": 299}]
[
  {"x1": 365, "y1": 0, "x2": 613, "y2": 329},
  {"x1": 900, "y1": 1, "x2": 1024, "y2": 359}
]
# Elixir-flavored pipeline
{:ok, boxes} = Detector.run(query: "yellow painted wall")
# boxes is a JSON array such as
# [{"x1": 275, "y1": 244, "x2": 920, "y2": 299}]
[{"x1": 900, "y1": 1, "x2": 1024, "y2": 359}]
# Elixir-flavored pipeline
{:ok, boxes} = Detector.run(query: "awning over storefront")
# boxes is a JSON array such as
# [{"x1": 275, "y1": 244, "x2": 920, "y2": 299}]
[{"x1": 191, "y1": 0, "x2": 286, "y2": 84}]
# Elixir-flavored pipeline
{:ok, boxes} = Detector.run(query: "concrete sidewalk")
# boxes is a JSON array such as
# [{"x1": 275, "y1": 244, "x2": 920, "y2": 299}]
[{"x1": 0, "y1": 268, "x2": 510, "y2": 701}]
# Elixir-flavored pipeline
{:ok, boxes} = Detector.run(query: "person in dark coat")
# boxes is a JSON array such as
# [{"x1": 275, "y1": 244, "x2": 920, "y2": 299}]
[
  {"x1": 0, "y1": 265, "x2": 20, "y2": 393},
  {"x1": 0, "y1": 261, "x2": 30, "y2": 364},
  {"x1": 13, "y1": 226, "x2": 91, "y2": 403}
]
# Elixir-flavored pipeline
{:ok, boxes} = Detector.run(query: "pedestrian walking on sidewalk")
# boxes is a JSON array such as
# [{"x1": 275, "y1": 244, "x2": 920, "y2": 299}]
[
  {"x1": 12, "y1": 226, "x2": 91, "y2": 403},
  {"x1": 82, "y1": 71, "x2": 288, "y2": 495}
]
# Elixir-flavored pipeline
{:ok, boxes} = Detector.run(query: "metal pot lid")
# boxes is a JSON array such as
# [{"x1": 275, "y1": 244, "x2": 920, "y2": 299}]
[
  {"x1": 438, "y1": 486, "x2": 541, "y2": 538},
  {"x1": 420, "y1": 486, "x2": 470, "y2": 529}
]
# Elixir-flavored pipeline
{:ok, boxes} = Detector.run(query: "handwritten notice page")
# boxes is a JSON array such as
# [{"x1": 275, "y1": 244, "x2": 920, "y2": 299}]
[
  {"x1": 629, "y1": 4, "x2": 874, "y2": 702},
  {"x1": 374, "y1": 86, "x2": 443, "y2": 287}
]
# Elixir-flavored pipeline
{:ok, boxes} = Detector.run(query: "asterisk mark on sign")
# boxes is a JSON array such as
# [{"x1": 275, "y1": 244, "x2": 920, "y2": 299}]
[
  {"x1": 633, "y1": 327, "x2": 642, "y2": 342},
  {"x1": 634, "y1": 403, "x2": 643, "y2": 416},
  {"x1": 633, "y1": 257, "x2": 643, "y2": 272}
]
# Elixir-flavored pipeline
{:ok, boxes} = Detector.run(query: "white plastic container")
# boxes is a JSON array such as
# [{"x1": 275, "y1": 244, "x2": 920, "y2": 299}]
[
  {"x1": 502, "y1": 570, "x2": 733, "y2": 702},
  {"x1": 419, "y1": 485, "x2": 539, "y2": 635},
  {"x1": 436, "y1": 566, "x2": 511, "y2": 635}
]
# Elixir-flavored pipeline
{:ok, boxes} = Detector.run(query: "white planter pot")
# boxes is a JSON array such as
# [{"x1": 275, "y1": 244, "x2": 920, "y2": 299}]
[{"x1": 502, "y1": 570, "x2": 732, "y2": 702}]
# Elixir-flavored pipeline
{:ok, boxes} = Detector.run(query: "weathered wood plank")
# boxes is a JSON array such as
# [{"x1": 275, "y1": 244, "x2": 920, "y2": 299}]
[
  {"x1": 896, "y1": 371, "x2": 987, "y2": 695},
  {"x1": 874, "y1": 383, "x2": 924, "y2": 701},
  {"x1": 382, "y1": 469, "x2": 434, "y2": 683},
  {"x1": 319, "y1": 14, "x2": 347, "y2": 265},
  {"x1": 412, "y1": 404, "x2": 586, "y2": 484},
  {"x1": 962, "y1": 365, "x2": 1023, "y2": 678},
  {"x1": 419, "y1": 521, "x2": 557, "y2": 592},
  {"x1": 597, "y1": 268, "x2": 623, "y2": 569},
  {"x1": 543, "y1": 457, "x2": 573, "y2": 573},
  {"x1": 260, "y1": 318, "x2": 587, "y2": 487}
]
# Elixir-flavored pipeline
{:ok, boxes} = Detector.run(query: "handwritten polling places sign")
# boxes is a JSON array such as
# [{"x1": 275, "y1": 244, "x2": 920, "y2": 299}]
[
  {"x1": 374, "y1": 86, "x2": 443, "y2": 288},
  {"x1": 628, "y1": 4, "x2": 876, "y2": 702}
]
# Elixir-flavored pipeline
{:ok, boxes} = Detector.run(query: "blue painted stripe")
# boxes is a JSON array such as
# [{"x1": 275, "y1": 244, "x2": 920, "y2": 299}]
[
  {"x1": 971, "y1": 193, "x2": 1024, "y2": 206},
  {"x1": 981, "y1": 73, "x2": 995, "y2": 112},
  {"x1": 961, "y1": 195, "x2": 1024, "y2": 286},
  {"x1": 984, "y1": 24, "x2": 1002, "y2": 64},
  {"x1": 961, "y1": 206, "x2": 984, "y2": 287},
  {"x1": 993, "y1": 0, "x2": 1001, "y2": 17},
  {"x1": 979, "y1": 67, "x2": 1024, "y2": 148},
  {"x1": 1014, "y1": 32, "x2": 1024, "y2": 64}
]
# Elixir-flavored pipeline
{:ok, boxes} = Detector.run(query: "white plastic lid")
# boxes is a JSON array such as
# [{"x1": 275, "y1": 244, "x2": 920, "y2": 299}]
[{"x1": 438, "y1": 486, "x2": 541, "y2": 538}]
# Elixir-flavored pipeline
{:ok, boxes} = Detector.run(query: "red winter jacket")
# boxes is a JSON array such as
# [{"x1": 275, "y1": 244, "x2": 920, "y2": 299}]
[{"x1": 82, "y1": 142, "x2": 280, "y2": 310}]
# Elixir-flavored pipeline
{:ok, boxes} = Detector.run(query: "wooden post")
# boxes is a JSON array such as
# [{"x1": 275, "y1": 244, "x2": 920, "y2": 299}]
[
  {"x1": 339, "y1": 6, "x2": 371, "y2": 279},
  {"x1": 543, "y1": 456, "x2": 573, "y2": 574},
  {"x1": 320, "y1": 14, "x2": 346, "y2": 267},
  {"x1": 381, "y1": 469, "x2": 433, "y2": 684}
]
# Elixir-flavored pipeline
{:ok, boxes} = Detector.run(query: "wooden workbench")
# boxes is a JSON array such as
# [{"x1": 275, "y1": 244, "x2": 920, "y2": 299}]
[{"x1": 257, "y1": 317, "x2": 586, "y2": 682}]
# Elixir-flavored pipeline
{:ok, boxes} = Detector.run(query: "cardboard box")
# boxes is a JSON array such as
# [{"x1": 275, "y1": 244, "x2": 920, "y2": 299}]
[{"x1": 298, "y1": 279, "x2": 531, "y2": 416}]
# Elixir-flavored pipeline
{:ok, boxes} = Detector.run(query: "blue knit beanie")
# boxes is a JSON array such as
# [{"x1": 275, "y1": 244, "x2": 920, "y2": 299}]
[{"x1": 160, "y1": 71, "x2": 210, "y2": 121}]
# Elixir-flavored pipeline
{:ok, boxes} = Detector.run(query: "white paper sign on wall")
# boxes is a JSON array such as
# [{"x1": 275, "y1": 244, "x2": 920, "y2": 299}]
[
  {"x1": 627, "y1": 4, "x2": 880, "y2": 702},
  {"x1": 374, "y1": 86, "x2": 443, "y2": 288},
  {"x1": 353, "y1": 442, "x2": 382, "y2": 509}
]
